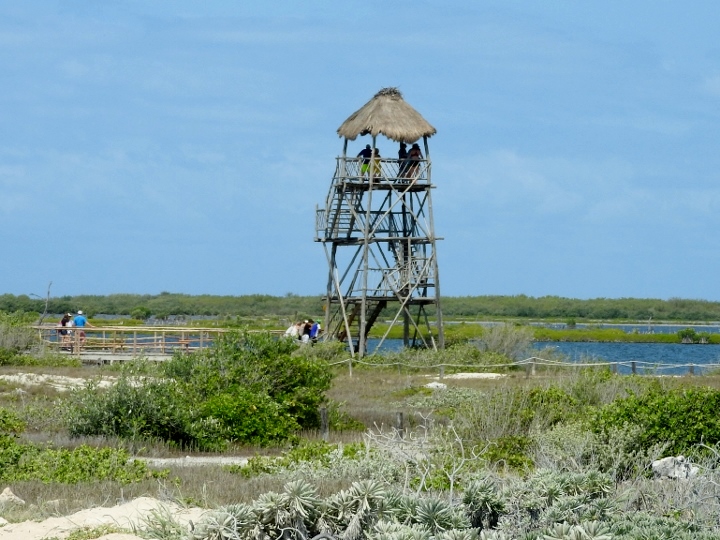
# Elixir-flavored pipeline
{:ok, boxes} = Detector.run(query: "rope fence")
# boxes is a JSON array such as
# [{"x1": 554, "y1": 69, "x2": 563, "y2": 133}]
[{"x1": 327, "y1": 355, "x2": 720, "y2": 377}]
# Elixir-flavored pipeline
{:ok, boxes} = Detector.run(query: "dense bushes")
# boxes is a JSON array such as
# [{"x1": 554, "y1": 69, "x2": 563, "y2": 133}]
[
  {"x1": 65, "y1": 331, "x2": 334, "y2": 449},
  {"x1": 0, "y1": 406, "x2": 156, "y2": 484},
  {"x1": 403, "y1": 371, "x2": 720, "y2": 476},
  {"x1": 591, "y1": 381, "x2": 720, "y2": 456},
  {"x1": 0, "y1": 310, "x2": 39, "y2": 363},
  {"x1": 7, "y1": 293, "x2": 720, "y2": 321}
]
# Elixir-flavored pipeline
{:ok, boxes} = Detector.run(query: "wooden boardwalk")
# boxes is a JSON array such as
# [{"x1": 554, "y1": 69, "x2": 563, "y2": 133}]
[{"x1": 35, "y1": 325, "x2": 283, "y2": 363}]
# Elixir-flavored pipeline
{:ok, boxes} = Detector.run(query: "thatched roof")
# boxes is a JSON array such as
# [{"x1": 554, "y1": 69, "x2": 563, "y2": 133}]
[{"x1": 337, "y1": 88, "x2": 436, "y2": 143}]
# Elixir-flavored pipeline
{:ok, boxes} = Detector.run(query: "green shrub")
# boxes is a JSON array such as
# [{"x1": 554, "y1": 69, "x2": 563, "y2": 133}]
[
  {"x1": 483, "y1": 435, "x2": 533, "y2": 471},
  {"x1": 326, "y1": 400, "x2": 366, "y2": 431},
  {"x1": 0, "y1": 350, "x2": 81, "y2": 367},
  {"x1": 0, "y1": 441, "x2": 160, "y2": 484},
  {"x1": 591, "y1": 381, "x2": 720, "y2": 456},
  {"x1": 201, "y1": 388, "x2": 299, "y2": 445},
  {"x1": 0, "y1": 407, "x2": 25, "y2": 435},
  {"x1": 65, "y1": 331, "x2": 334, "y2": 449},
  {"x1": 164, "y1": 331, "x2": 333, "y2": 429},
  {"x1": 64, "y1": 377, "x2": 207, "y2": 448}
]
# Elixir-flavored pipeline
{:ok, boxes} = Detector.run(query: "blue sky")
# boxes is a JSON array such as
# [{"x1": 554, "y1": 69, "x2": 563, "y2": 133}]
[{"x1": 2, "y1": 1, "x2": 720, "y2": 300}]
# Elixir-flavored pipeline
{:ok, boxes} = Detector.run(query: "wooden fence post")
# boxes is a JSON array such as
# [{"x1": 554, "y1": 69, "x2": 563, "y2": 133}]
[
  {"x1": 395, "y1": 412, "x2": 404, "y2": 439},
  {"x1": 631, "y1": 361, "x2": 637, "y2": 375},
  {"x1": 320, "y1": 407, "x2": 329, "y2": 441}
]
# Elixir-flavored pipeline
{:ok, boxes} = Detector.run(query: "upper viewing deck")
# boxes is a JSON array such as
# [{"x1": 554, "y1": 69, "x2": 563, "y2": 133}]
[
  {"x1": 330, "y1": 156, "x2": 432, "y2": 188},
  {"x1": 315, "y1": 156, "x2": 435, "y2": 243}
]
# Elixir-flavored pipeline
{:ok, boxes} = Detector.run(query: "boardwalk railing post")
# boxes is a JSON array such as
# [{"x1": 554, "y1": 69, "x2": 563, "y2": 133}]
[
  {"x1": 531, "y1": 361, "x2": 536, "y2": 377},
  {"x1": 631, "y1": 361, "x2": 637, "y2": 375},
  {"x1": 320, "y1": 407, "x2": 329, "y2": 441},
  {"x1": 611, "y1": 363, "x2": 617, "y2": 375},
  {"x1": 396, "y1": 412, "x2": 404, "y2": 439},
  {"x1": 689, "y1": 364, "x2": 695, "y2": 376},
  {"x1": 439, "y1": 365, "x2": 444, "y2": 380}
]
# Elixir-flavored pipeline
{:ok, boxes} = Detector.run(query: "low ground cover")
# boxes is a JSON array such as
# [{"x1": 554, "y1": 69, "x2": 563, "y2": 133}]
[{"x1": 4, "y1": 324, "x2": 720, "y2": 538}]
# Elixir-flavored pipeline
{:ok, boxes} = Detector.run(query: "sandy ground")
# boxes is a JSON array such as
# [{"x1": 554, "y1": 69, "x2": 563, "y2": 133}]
[
  {"x1": 138, "y1": 455, "x2": 249, "y2": 467},
  {"x1": 0, "y1": 373, "x2": 116, "y2": 392},
  {"x1": 0, "y1": 496, "x2": 205, "y2": 540},
  {"x1": 0, "y1": 371, "x2": 506, "y2": 393},
  {"x1": 440, "y1": 372, "x2": 505, "y2": 379}
]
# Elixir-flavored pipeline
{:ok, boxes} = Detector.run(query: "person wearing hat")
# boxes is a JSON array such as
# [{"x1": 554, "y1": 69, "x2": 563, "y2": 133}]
[
  {"x1": 357, "y1": 144, "x2": 372, "y2": 178},
  {"x1": 73, "y1": 310, "x2": 93, "y2": 348}
]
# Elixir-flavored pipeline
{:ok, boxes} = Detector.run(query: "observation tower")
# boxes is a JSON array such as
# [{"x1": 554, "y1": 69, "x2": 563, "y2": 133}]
[{"x1": 314, "y1": 88, "x2": 444, "y2": 356}]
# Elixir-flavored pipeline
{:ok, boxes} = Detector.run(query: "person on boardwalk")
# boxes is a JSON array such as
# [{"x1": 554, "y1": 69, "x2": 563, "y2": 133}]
[
  {"x1": 407, "y1": 143, "x2": 423, "y2": 179},
  {"x1": 310, "y1": 320, "x2": 322, "y2": 343},
  {"x1": 301, "y1": 320, "x2": 313, "y2": 343},
  {"x1": 284, "y1": 321, "x2": 303, "y2": 339},
  {"x1": 357, "y1": 144, "x2": 372, "y2": 177},
  {"x1": 58, "y1": 312, "x2": 72, "y2": 349},
  {"x1": 73, "y1": 310, "x2": 93, "y2": 348}
]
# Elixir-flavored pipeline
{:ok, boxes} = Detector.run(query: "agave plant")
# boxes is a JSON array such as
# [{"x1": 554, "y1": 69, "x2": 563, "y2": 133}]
[
  {"x1": 413, "y1": 497, "x2": 468, "y2": 534},
  {"x1": 318, "y1": 489, "x2": 356, "y2": 533},
  {"x1": 436, "y1": 528, "x2": 479, "y2": 540},
  {"x1": 368, "y1": 520, "x2": 432, "y2": 540},
  {"x1": 283, "y1": 479, "x2": 322, "y2": 538},
  {"x1": 342, "y1": 480, "x2": 388, "y2": 540},
  {"x1": 478, "y1": 532, "x2": 511, "y2": 540},
  {"x1": 254, "y1": 491, "x2": 291, "y2": 538},
  {"x1": 190, "y1": 509, "x2": 244, "y2": 540},
  {"x1": 542, "y1": 520, "x2": 612, "y2": 540},
  {"x1": 463, "y1": 477, "x2": 505, "y2": 529}
]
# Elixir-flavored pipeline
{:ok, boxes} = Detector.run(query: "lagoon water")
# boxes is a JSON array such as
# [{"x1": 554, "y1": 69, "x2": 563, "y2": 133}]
[
  {"x1": 531, "y1": 341, "x2": 720, "y2": 375},
  {"x1": 367, "y1": 338, "x2": 720, "y2": 376}
]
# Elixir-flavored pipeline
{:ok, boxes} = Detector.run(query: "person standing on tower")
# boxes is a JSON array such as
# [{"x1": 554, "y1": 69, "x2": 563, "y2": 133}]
[
  {"x1": 398, "y1": 142, "x2": 409, "y2": 179},
  {"x1": 357, "y1": 144, "x2": 372, "y2": 177},
  {"x1": 407, "y1": 143, "x2": 423, "y2": 179}
]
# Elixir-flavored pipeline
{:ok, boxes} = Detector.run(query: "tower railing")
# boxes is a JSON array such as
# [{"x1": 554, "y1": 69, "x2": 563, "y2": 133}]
[{"x1": 334, "y1": 157, "x2": 431, "y2": 184}]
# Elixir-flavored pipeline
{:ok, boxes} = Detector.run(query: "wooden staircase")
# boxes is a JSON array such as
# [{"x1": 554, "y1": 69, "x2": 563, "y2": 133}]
[{"x1": 336, "y1": 299, "x2": 387, "y2": 342}]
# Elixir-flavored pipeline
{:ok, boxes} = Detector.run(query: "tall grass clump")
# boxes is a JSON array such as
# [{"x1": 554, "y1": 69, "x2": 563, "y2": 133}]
[
  {"x1": 0, "y1": 310, "x2": 40, "y2": 364},
  {"x1": 472, "y1": 323, "x2": 534, "y2": 360}
]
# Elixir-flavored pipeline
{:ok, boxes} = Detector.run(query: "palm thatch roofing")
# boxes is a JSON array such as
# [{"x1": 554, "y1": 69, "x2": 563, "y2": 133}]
[{"x1": 337, "y1": 88, "x2": 436, "y2": 143}]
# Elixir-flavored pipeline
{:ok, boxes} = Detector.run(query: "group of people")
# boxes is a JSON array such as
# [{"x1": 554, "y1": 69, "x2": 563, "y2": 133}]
[
  {"x1": 356, "y1": 142, "x2": 423, "y2": 180},
  {"x1": 57, "y1": 310, "x2": 93, "y2": 350},
  {"x1": 285, "y1": 319, "x2": 321, "y2": 344}
]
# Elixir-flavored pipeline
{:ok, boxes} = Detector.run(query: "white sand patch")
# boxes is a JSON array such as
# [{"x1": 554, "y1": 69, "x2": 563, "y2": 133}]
[
  {"x1": 0, "y1": 496, "x2": 205, "y2": 540},
  {"x1": 137, "y1": 456, "x2": 249, "y2": 467},
  {"x1": 0, "y1": 373, "x2": 116, "y2": 392},
  {"x1": 438, "y1": 372, "x2": 506, "y2": 380}
]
